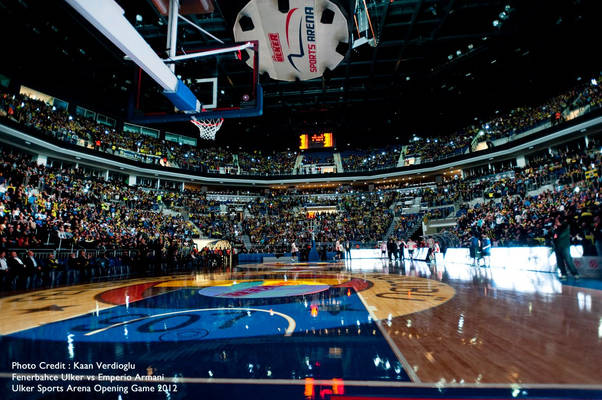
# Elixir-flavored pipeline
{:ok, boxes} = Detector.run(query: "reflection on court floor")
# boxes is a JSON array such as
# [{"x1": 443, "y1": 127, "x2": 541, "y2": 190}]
[
  {"x1": 343, "y1": 257, "x2": 563, "y2": 294},
  {"x1": 1, "y1": 285, "x2": 408, "y2": 385}
]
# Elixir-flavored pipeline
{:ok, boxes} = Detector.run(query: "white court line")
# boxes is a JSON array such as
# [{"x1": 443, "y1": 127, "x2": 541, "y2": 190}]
[
  {"x1": 355, "y1": 291, "x2": 421, "y2": 383},
  {"x1": 84, "y1": 307, "x2": 296, "y2": 337}
]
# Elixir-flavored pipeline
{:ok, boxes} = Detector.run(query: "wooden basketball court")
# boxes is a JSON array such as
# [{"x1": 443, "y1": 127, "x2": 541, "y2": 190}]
[{"x1": 1, "y1": 261, "x2": 601, "y2": 399}]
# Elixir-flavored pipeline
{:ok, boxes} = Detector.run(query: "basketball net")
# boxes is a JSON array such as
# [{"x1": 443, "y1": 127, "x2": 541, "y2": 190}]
[{"x1": 191, "y1": 116, "x2": 224, "y2": 141}]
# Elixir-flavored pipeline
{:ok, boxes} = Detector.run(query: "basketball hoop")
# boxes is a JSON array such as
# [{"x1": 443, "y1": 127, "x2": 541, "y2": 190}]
[{"x1": 191, "y1": 116, "x2": 224, "y2": 141}]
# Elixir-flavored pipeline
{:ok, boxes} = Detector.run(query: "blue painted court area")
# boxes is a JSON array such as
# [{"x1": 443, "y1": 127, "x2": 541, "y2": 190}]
[
  {"x1": 563, "y1": 278, "x2": 602, "y2": 291},
  {"x1": 1, "y1": 286, "x2": 407, "y2": 399}
]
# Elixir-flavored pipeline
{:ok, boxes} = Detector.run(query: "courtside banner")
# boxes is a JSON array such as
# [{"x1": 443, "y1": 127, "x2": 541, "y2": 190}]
[{"x1": 234, "y1": 0, "x2": 350, "y2": 81}]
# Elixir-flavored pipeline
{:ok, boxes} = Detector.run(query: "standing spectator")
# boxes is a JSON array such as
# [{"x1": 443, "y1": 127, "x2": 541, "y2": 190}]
[
  {"x1": 380, "y1": 241, "x2": 387, "y2": 259},
  {"x1": 553, "y1": 214, "x2": 579, "y2": 281},
  {"x1": 0, "y1": 250, "x2": 8, "y2": 290},
  {"x1": 96, "y1": 252, "x2": 111, "y2": 277},
  {"x1": 593, "y1": 215, "x2": 602, "y2": 257},
  {"x1": 335, "y1": 239, "x2": 342, "y2": 261},
  {"x1": 47, "y1": 253, "x2": 61, "y2": 288},
  {"x1": 481, "y1": 233, "x2": 492, "y2": 267},
  {"x1": 427, "y1": 237, "x2": 435, "y2": 252},
  {"x1": 387, "y1": 238, "x2": 395, "y2": 261},
  {"x1": 320, "y1": 244, "x2": 328, "y2": 261},
  {"x1": 78, "y1": 250, "x2": 90, "y2": 282},
  {"x1": 67, "y1": 253, "x2": 78, "y2": 284},
  {"x1": 344, "y1": 239, "x2": 351, "y2": 260},
  {"x1": 407, "y1": 238, "x2": 417, "y2": 260},
  {"x1": 398, "y1": 238, "x2": 406, "y2": 260},
  {"x1": 24, "y1": 250, "x2": 41, "y2": 289},
  {"x1": 469, "y1": 232, "x2": 480, "y2": 266},
  {"x1": 9, "y1": 251, "x2": 27, "y2": 289}
]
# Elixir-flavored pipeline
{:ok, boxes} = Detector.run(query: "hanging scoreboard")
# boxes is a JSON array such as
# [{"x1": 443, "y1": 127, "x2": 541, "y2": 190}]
[{"x1": 299, "y1": 133, "x2": 335, "y2": 150}]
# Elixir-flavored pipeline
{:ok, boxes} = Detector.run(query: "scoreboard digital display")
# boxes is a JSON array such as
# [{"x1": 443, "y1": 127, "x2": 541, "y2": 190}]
[{"x1": 299, "y1": 133, "x2": 334, "y2": 150}]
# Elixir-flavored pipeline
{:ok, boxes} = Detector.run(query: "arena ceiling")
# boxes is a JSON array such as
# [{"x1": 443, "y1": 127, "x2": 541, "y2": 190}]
[{"x1": 0, "y1": 0, "x2": 599, "y2": 148}]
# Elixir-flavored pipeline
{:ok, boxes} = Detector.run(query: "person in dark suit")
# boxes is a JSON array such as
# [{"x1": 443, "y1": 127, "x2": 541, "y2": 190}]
[
  {"x1": 96, "y1": 252, "x2": 111, "y2": 277},
  {"x1": 593, "y1": 214, "x2": 602, "y2": 257},
  {"x1": 67, "y1": 252, "x2": 78, "y2": 284},
  {"x1": 24, "y1": 250, "x2": 42, "y2": 289},
  {"x1": 469, "y1": 232, "x2": 480, "y2": 266},
  {"x1": 553, "y1": 214, "x2": 579, "y2": 281},
  {"x1": 387, "y1": 238, "x2": 396, "y2": 261},
  {"x1": 8, "y1": 251, "x2": 27, "y2": 289},
  {"x1": 344, "y1": 239, "x2": 351, "y2": 260},
  {"x1": 77, "y1": 250, "x2": 90, "y2": 282}
]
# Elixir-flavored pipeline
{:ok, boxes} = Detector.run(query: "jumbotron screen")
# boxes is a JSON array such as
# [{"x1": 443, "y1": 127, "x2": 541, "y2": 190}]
[{"x1": 299, "y1": 132, "x2": 335, "y2": 150}]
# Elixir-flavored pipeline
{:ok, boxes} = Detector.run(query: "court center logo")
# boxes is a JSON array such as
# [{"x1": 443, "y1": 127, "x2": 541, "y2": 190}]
[
  {"x1": 198, "y1": 279, "x2": 331, "y2": 298},
  {"x1": 234, "y1": 0, "x2": 350, "y2": 81}
]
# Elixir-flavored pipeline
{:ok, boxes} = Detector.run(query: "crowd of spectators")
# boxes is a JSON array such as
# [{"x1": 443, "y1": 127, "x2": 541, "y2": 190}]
[
  {"x1": 391, "y1": 212, "x2": 422, "y2": 239},
  {"x1": 2, "y1": 78, "x2": 602, "y2": 272},
  {"x1": 424, "y1": 207, "x2": 455, "y2": 221},
  {"x1": 340, "y1": 79, "x2": 601, "y2": 171},
  {"x1": 2, "y1": 78, "x2": 601, "y2": 177},
  {"x1": 0, "y1": 145, "x2": 243, "y2": 290},
  {"x1": 301, "y1": 152, "x2": 334, "y2": 166},
  {"x1": 199, "y1": 137, "x2": 601, "y2": 252},
  {"x1": 571, "y1": 78, "x2": 602, "y2": 110},
  {"x1": 0, "y1": 129, "x2": 600, "y2": 291},
  {"x1": 0, "y1": 93, "x2": 294, "y2": 175},
  {"x1": 0, "y1": 146, "x2": 201, "y2": 251},
  {"x1": 340, "y1": 147, "x2": 401, "y2": 171},
  {"x1": 454, "y1": 145, "x2": 601, "y2": 248},
  {"x1": 478, "y1": 90, "x2": 574, "y2": 142},
  {"x1": 406, "y1": 134, "x2": 473, "y2": 163},
  {"x1": 0, "y1": 245, "x2": 232, "y2": 291},
  {"x1": 242, "y1": 191, "x2": 397, "y2": 253},
  {"x1": 236, "y1": 150, "x2": 296, "y2": 175}
]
